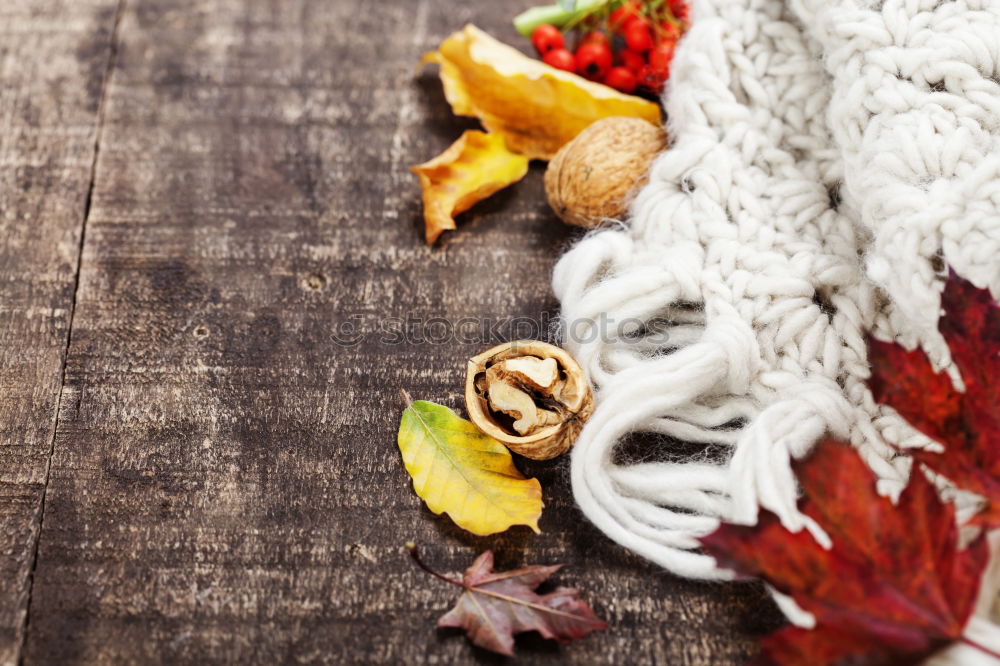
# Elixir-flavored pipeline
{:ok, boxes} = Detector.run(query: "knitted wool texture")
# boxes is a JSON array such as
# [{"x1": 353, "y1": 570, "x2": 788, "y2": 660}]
[{"x1": 553, "y1": 0, "x2": 1000, "y2": 580}]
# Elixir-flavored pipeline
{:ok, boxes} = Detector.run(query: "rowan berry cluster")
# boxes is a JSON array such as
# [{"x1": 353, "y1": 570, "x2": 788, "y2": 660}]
[{"x1": 530, "y1": 0, "x2": 690, "y2": 95}]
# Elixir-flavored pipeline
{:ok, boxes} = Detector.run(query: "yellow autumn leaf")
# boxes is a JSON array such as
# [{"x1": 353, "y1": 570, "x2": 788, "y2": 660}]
[
  {"x1": 422, "y1": 24, "x2": 662, "y2": 160},
  {"x1": 411, "y1": 129, "x2": 529, "y2": 244},
  {"x1": 397, "y1": 396, "x2": 542, "y2": 536}
]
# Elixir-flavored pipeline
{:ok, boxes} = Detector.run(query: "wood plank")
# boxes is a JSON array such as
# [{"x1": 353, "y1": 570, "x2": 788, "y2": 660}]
[
  {"x1": 0, "y1": 1, "x2": 120, "y2": 662},
  {"x1": 24, "y1": 0, "x2": 780, "y2": 662}
]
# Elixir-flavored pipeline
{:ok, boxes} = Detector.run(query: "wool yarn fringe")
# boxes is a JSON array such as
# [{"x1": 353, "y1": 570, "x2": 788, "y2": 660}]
[{"x1": 555, "y1": 0, "x2": 1000, "y2": 580}]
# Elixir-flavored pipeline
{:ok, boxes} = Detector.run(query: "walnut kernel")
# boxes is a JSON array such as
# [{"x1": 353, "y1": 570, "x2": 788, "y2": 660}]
[{"x1": 465, "y1": 340, "x2": 593, "y2": 460}]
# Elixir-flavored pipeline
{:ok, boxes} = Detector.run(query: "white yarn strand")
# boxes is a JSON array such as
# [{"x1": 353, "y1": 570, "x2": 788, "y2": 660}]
[{"x1": 554, "y1": 0, "x2": 1000, "y2": 584}]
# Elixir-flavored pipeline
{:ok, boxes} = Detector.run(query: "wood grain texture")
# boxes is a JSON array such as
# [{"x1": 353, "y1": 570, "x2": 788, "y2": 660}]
[
  {"x1": 16, "y1": 0, "x2": 782, "y2": 663},
  {"x1": 0, "y1": 1, "x2": 120, "y2": 663}
]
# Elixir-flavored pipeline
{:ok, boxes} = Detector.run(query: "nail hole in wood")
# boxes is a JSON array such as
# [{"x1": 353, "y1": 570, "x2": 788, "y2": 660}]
[{"x1": 302, "y1": 272, "x2": 328, "y2": 291}]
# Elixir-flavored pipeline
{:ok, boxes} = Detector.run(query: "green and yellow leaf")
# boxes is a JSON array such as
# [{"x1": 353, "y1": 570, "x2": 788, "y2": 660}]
[{"x1": 397, "y1": 397, "x2": 543, "y2": 536}]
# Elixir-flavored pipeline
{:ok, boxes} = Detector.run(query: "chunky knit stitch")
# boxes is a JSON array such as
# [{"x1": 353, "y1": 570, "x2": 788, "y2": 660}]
[{"x1": 553, "y1": 0, "x2": 1000, "y2": 580}]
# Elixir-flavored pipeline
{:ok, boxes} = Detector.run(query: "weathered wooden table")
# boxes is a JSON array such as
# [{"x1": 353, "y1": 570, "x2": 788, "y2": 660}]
[{"x1": 1, "y1": 0, "x2": 780, "y2": 663}]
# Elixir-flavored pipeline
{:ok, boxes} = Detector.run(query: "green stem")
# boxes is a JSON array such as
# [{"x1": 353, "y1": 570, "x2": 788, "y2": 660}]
[{"x1": 513, "y1": 0, "x2": 610, "y2": 36}]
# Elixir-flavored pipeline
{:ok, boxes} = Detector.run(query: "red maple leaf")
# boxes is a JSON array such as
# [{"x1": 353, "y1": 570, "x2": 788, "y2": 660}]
[
  {"x1": 407, "y1": 544, "x2": 607, "y2": 656},
  {"x1": 868, "y1": 271, "x2": 1000, "y2": 524},
  {"x1": 700, "y1": 441, "x2": 990, "y2": 665}
]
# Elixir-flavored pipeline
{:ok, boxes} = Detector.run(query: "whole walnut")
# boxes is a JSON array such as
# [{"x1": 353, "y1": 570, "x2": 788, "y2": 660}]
[{"x1": 544, "y1": 117, "x2": 667, "y2": 228}]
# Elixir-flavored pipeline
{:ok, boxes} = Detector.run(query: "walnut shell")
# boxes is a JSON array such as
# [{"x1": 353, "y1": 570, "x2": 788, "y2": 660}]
[
  {"x1": 465, "y1": 340, "x2": 593, "y2": 460},
  {"x1": 544, "y1": 116, "x2": 667, "y2": 228}
]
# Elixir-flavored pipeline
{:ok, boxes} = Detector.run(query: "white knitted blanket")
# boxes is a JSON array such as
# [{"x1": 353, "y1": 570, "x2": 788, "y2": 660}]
[{"x1": 554, "y1": 0, "x2": 1000, "y2": 581}]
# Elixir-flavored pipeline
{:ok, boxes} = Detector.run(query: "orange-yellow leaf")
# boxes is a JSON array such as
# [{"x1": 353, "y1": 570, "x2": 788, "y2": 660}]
[
  {"x1": 411, "y1": 130, "x2": 529, "y2": 244},
  {"x1": 422, "y1": 24, "x2": 662, "y2": 160}
]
